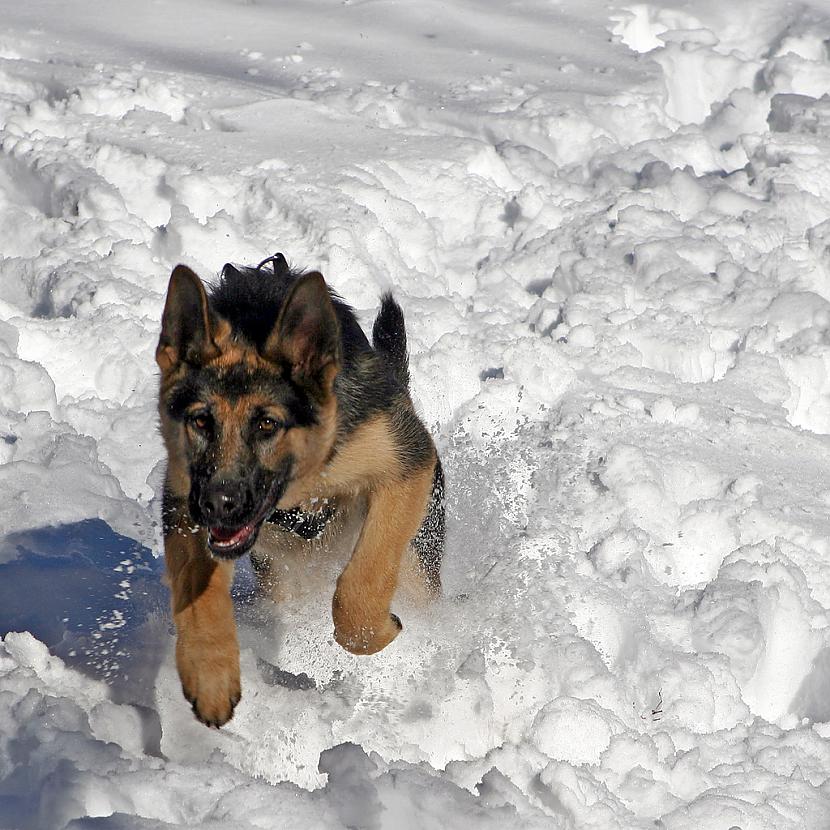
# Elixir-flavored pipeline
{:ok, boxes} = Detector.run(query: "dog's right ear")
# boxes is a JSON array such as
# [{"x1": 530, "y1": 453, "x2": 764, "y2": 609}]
[{"x1": 156, "y1": 265, "x2": 221, "y2": 372}]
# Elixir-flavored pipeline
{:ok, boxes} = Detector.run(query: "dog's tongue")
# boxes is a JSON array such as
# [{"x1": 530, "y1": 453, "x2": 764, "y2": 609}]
[{"x1": 210, "y1": 524, "x2": 253, "y2": 545}]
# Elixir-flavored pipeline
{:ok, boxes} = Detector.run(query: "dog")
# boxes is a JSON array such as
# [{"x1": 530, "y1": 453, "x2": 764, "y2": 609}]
[{"x1": 156, "y1": 254, "x2": 444, "y2": 726}]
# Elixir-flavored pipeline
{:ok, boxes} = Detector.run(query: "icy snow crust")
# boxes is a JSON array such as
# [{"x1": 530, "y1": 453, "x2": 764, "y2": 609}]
[{"x1": 3, "y1": 0, "x2": 830, "y2": 826}]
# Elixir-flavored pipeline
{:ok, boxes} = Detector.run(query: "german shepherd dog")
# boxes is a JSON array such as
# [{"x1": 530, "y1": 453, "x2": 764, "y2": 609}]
[{"x1": 156, "y1": 254, "x2": 444, "y2": 726}]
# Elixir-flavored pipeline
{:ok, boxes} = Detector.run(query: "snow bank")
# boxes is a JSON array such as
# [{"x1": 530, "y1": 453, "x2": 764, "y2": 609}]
[{"x1": 3, "y1": 0, "x2": 830, "y2": 827}]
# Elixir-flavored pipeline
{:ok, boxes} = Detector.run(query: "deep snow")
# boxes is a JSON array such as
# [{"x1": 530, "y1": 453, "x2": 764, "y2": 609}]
[{"x1": 3, "y1": 0, "x2": 830, "y2": 827}]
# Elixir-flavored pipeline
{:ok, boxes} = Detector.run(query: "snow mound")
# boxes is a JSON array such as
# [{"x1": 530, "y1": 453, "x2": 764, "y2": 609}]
[{"x1": 2, "y1": 0, "x2": 830, "y2": 827}]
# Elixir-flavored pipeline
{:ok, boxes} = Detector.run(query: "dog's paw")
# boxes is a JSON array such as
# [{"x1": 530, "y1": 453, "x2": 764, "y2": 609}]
[
  {"x1": 333, "y1": 612, "x2": 402, "y2": 655},
  {"x1": 178, "y1": 655, "x2": 241, "y2": 728},
  {"x1": 184, "y1": 685, "x2": 241, "y2": 728}
]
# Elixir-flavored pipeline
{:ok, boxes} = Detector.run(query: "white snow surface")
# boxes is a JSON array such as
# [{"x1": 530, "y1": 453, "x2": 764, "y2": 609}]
[{"x1": 3, "y1": 0, "x2": 830, "y2": 827}]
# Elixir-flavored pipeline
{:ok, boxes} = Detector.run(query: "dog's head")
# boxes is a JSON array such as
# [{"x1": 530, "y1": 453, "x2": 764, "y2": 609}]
[{"x1": 156, "y1": 265, "x2": 340, "y2": 558}]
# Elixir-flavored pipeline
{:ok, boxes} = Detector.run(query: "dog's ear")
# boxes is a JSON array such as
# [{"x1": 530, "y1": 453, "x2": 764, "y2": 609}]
[
  {"x1": 264, "y1": 272, "x2": 341, "y2": 390},
  {"x1": 156, "y1": 265, "x2": 221, "y2": 372}
]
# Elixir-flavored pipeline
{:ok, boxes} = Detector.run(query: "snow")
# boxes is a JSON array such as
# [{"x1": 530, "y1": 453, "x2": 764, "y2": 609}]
[{"x1": 3, "y1": 0, "x2": 830, "y2": 827}]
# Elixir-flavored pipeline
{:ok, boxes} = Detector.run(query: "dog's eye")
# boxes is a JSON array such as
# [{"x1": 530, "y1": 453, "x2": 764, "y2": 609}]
[
  {"x1": 189, "y1": 412, "x2": 211, "y2": 432},
  {"x1": 257, "y1": 417, "x2": 279, "y2": 435}
]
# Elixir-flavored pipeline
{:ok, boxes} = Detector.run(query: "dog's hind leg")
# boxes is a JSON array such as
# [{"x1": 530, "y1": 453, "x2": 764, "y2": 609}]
[
  {"x1": 410, "y1": 458, "x2": 445, "y2": 595},
  {"x1": 332, "y1": 464, "x2": 434, "y2": 654}
]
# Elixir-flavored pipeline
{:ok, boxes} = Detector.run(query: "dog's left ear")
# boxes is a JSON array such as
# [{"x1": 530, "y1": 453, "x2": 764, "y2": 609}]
[{"x1": 263, "y1": 272, "x2": 341, "y2": 391}]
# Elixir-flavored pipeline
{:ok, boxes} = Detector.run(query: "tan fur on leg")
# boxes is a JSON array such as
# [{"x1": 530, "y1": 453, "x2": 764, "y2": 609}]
[
  {"x1": 165, "y1": 509, "x2": 240, "y2": 727},
  {"x1": 332, "y1": 466, "x2": 434, "y2": 654}
]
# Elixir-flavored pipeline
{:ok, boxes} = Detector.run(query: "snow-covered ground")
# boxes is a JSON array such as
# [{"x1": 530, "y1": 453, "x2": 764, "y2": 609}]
[{"x1": 3, "y1": 0, "x2": 830, "y2": 826}]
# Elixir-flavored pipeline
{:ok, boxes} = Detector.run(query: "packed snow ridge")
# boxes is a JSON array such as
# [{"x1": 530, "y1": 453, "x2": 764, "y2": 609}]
[{"x1": 3, "y1": 0, "x2": 830, "y2": 827}]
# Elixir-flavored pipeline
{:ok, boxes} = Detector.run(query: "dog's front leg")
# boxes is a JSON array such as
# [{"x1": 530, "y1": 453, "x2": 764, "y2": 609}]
[
  {"x1": 164, "y1": 494, "x2": 240, "y2": 727},
  {"x1": 332, "y1": 466, "x2": 433, "y2": 654}
]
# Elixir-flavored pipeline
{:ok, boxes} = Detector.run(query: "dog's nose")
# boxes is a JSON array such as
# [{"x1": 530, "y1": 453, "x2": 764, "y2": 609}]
[
  {"x1": 206, "y1": 491, "x2": 235, "y2": 514},
  {"x1": 200, "y1": 482, "x2": 248, "y2": 526}
]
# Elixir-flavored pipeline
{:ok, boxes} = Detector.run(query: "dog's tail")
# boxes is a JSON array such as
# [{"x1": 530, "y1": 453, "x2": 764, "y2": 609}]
[{"x1": 372, "y1": 292, "x2": 410, "y2": 389}]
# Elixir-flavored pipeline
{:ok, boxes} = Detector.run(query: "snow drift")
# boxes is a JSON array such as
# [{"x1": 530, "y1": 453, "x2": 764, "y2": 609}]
[{"x1": 3, "y1": 0, "x2": 830, "y2": 827}]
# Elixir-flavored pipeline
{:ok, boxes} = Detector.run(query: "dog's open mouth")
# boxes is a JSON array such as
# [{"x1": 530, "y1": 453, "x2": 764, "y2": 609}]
[
  {"x1": 208, "y1": 520, "x2": 262, "y2": 557},
  {"x1": 206, "y1": 478, "x2": 287, "y2": 558}
]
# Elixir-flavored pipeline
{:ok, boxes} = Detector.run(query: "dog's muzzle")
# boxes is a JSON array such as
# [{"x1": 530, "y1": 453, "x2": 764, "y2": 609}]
[{"x1": 199, "y1": 477, "x2": 286, "y2": 559}]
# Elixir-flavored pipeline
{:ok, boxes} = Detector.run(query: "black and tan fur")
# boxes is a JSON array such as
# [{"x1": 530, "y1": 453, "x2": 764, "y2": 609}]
[{"x1": 157, "y1": 254, "x2": 444, "y2": 726}]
